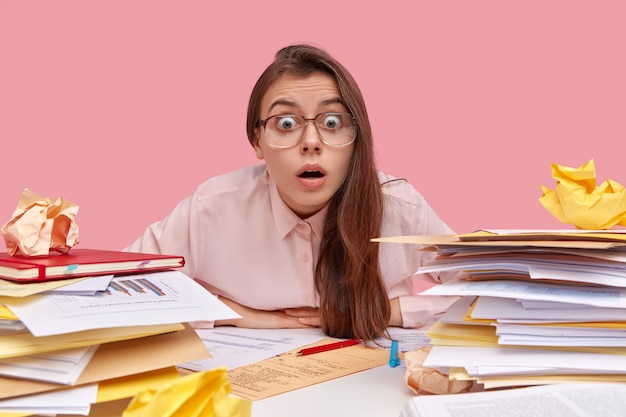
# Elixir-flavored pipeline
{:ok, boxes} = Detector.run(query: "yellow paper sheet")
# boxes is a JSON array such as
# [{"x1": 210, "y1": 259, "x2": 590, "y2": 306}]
[
  {"x1": 0, "y1": 323, "x2": 184, "y2": 359},
  {"x1": 427, "y1": 321, "x2": 499, "y2": 346},
  {"x1": 428, "y1": 320, "x2": 626, "y2": 355},
  {"x1": 0, "y1": 305, "x2": 17, "y2": 320},
  {"x1": 0, "y1": 277, "x2": 87, "y2": 298}
]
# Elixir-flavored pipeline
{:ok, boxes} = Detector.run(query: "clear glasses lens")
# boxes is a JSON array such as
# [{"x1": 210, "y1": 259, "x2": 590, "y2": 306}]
[{"x1": 262, "y1": 112, "x2": 356, "y2": 148}]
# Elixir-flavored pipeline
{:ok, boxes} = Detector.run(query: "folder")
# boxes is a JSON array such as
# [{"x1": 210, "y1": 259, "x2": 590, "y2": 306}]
[
  {"x1": 457, "y1": 229, "x2": 626, "y2": 243},
  {"x1": 372, "y1": 234, "x2": 626, "y2": 249},
  {"x1": 0, "y1": 323, "x2": 210, "y2": 400},
  {"x1": 0, "y1": 249, "x2": 185, "y2": 282},
  {"x1": 0, "y1": 322, "x2": 184, "y2": 360}
]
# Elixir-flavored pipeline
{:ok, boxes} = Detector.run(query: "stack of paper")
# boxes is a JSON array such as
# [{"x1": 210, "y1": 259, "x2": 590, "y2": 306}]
[
  {"x1": 375, "y1": 230, "x2": 626, "y2": 390},
  {"x1": 0, "y1": 255, "x2": 241, "y2": 415}
]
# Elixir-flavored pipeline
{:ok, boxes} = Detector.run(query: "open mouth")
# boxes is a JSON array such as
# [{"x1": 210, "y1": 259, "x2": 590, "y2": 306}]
[{"x1": 299, "y1": 170, "x2": 324, "y2": 179}]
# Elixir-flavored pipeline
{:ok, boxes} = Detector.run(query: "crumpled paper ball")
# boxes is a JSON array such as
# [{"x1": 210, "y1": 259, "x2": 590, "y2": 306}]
[
  {"x1": 1, "y1": 188, "x2": 79, "y2": 256},
  {"x1": 404, "y1": 347, "x2": 474, "y2": 395},
  {"x1": 539, "y1": 159, "x2": 626, "y2": 230},
  {"x1": 122, "y1": 367, "x2": 251, "y2": 417}
]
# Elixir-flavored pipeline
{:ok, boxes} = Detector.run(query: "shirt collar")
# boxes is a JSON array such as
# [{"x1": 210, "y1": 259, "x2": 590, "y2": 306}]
[{"x1": 269, "y1": 176, "x2": 328, "y2": 240}]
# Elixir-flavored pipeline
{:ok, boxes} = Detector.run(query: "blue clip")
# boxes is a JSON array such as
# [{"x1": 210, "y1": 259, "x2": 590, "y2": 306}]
[{"x1": 389, "y1": 340, "x2": 400, "y2": 367}]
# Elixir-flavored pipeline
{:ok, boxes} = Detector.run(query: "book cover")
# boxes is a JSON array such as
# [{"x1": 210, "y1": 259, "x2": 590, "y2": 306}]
[{"x1": 0, "y1": 249, "x2": 185, "y2": 282}]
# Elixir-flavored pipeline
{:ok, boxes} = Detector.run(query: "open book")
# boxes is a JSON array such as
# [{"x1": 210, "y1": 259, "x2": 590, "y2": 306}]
[{"x1": 400, "y1": 383, "x2": 626, "y2": 417}]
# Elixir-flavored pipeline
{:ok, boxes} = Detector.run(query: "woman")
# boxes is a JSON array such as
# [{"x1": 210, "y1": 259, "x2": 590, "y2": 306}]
[{"x1": 125, "y1": 44, "x2": 457, "y2": 341}]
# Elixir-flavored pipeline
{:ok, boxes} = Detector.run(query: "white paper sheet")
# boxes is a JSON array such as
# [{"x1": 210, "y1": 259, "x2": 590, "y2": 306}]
[
  {"x1": 0, "y1": 383, "x2": 97, "y2": 415},
  {"x1": 424, "y1": 345, "x2": 626, "y2": 373},
  {"x1": 180, "y1": 327, "x2": 326, "y2": 371},
  {"x1": 45, "y1": 274, "x2": 114, "y2": 295},
  {"x1": 3, "y1": 270, "x2": 240, "y2": 336},
  {"x1": 471, "y1": 296, "x2": 626, "y2": 322},
  {"x1": 0, "y1": 345, "x2": 98, "y2": 384},
  {"x1": 421, "y1": 280, "x2": 626, "y2": 309}
]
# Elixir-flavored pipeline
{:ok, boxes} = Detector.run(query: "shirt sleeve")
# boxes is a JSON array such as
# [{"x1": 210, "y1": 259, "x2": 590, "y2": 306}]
[
  {"x1": 379, "y1": 174, "x2": 460, "y2": 329},
  {"x1": 399, "y1": 295, "x2": 460, "y2": 329}
]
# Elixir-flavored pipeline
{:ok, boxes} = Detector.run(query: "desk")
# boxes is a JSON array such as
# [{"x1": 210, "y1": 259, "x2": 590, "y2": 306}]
[
  {"x1": 252, "y1": 364, "x2": 414, "y2": 417},
  {"x1": 67, "y1": 365, "x2": 414, "y2": 417},
  {"x1": 61, "y1": 327, "x2": 417, "y2": 417}
]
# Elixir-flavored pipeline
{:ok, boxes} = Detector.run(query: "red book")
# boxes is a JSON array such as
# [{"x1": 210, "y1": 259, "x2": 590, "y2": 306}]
[{"x1": 0, "y1": 249, "x2": 185, "y2": 283}]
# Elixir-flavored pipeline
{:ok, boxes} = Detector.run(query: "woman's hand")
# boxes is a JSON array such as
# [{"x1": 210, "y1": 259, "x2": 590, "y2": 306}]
[
  {"x1": 215, "y1": 296, "x2": 321, "y2": 329},
  {"x1": 283, "y1": 307, "x2": 321, "y2": 327}
]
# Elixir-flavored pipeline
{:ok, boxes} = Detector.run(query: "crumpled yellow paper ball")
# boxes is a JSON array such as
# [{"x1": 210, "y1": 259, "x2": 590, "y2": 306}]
[
  {"x1": 539, "y1": 159, "x2": 626, "y2": 230},
  {"x1": 1, "y1": 188, "x2": 79, "y2": 256},
  {"x1": 122, "y1": 367, "x2": 251, "y2": 417}
]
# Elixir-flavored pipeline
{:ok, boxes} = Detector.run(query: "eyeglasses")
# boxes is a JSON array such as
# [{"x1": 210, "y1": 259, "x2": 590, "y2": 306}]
[{"x1": 257, "y1": 112, "x2": 357, "y2": 148}]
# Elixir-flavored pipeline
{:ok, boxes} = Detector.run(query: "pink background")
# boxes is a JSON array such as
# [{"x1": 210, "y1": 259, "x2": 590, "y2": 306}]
[{"x1": 1, "y1": 1, "x2": 624, "y2": 251}]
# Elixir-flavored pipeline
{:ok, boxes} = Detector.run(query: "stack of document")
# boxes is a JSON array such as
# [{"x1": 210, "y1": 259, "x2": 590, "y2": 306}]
[
  {"x1": 0, "y1": 258, "x2": 240, "y2": 415},
  {"x1": 377, "y1": 230, "x2": 626, "y2": 390}
]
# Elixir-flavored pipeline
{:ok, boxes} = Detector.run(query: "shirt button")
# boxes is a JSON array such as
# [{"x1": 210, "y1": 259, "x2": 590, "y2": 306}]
[{"x1": 302, "y1": 254, "x2": 309, "y2": 262}]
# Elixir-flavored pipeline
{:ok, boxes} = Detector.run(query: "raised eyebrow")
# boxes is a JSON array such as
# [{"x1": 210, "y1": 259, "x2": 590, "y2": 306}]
[
  {"x1": 266, "y1": 98, "x2": 347, "y2": 115},
  {"x1": 267, "y1": 99, "x2": 297, "y2": 115},
  {"x1": 319, "y1": 98, "x2": 346, "y2": 108}
]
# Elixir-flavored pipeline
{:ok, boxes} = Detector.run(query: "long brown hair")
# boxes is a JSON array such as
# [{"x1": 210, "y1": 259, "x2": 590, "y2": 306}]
[{"x1": 246, "y1": 44, "x2": 390, "y2": 340}]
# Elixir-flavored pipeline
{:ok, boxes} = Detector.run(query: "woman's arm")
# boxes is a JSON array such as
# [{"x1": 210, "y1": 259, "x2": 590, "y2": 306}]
[
  {"x1": 217, "y1": 296, "x2": 404, "y2": 329},
  {"x1": 215, "y1": 296, "x2": 321, "y2": 329},
  {"x1": 389, "y1": 298, "x2": 403, "y2": 327}
]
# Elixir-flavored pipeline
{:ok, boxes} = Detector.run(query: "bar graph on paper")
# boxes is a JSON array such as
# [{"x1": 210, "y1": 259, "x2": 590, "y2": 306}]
[
  {"x1": 48, "y1": 274, "x2": 193, "y2": 314},
  {"x1": 106, "y1": 278, "x2": 167, "y2": 296}
]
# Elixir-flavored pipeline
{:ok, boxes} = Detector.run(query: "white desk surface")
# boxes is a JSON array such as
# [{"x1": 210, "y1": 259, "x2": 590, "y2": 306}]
[{"x1": 251, "y1": 363, "x2": 414, "y2": 417}]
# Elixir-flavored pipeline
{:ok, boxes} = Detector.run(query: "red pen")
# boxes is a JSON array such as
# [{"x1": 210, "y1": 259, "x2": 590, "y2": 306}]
[{"x1": 297, "y1": 339, "x2": 361, "y2": 356}]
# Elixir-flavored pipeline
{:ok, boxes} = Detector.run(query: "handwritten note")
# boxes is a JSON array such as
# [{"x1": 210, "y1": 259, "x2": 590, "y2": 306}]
[{"x1": 227, "y1": 339, "x2": 389, "y2": 400}]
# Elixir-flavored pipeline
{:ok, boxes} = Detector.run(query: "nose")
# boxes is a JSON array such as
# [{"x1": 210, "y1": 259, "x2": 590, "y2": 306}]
[{"x1": 300, "y1": 121, "x2": 322, "y2": 153}]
